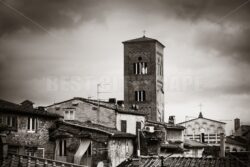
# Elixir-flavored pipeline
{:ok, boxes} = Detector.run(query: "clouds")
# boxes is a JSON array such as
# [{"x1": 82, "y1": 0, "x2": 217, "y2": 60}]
[
  {"x1": 1, "y1": 0, "x2": 249, "y2": 36},
  {"x1": 0, "y1": 0, "x2": 250, "y2": 133},
  {"x1": 0, "y1": 0, "x2": 107, "y2": 36}
]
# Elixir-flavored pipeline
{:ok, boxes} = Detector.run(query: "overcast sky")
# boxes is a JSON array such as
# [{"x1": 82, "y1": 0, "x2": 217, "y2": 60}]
[{"x1": 0, "y1": 0, "x2": 250, "y2": 134}]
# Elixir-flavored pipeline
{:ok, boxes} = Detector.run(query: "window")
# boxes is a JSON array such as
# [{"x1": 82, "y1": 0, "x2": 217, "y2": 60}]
[
  {"x1": 136, "y1": 121, "x2": 141, "y2": 135},
  {"x1": 200, "y1": 133, "x2": 205, "y2": 143},
  {"x1": 133, "y1": 62, "x2": 148, "y2": 75},
  {"x1": 37, "y1": 148, "x2": 45, "y2": 158},
  {"x1": 157, "y1": 58, "x2": 163, "y2": 76},
  {"x1": 0, "y1": 116, "x2": 17, "y2": 129},
  {"x1": 121, "y1": 120, "x2": 127, "y2": 132},
  {"x1": 7, "y1": 116, "x2": 17, "y2": 128},
  {"x1": 135, "y1": 91, "x2": 146, "y2": 102},
  {"x1": 59, "y1": 139, "x2": 67, "y2": 156},
  {"x1": 64, "y1": 110, "x2": 75, "y2": 120},
  {"x1": 225, "y1": 146, "x2": 230, "y2": 152},
  {"x1": 28, "y1": 117, "x2": 37, "y2": 132}
]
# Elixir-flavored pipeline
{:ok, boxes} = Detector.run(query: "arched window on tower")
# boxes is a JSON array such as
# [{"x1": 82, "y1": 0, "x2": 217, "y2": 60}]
[
  {"x1": 133, "y1": 57, "x2": 148, "y2": 75},
  {"x1": 135, "y1": 90, "x2": 146, "y2": 102}
]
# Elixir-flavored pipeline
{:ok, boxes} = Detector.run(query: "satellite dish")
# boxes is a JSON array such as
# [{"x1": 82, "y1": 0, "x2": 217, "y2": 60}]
[{"x1": 97, "y1": 161, "x2": 104, "y2": 167}]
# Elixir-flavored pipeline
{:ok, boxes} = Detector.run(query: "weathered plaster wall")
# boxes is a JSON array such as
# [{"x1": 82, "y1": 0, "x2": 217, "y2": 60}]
[
  {"x1": 47, "y1": 99, "x2": 116, "y2": 128},
  {"x1": 108, "y1": 139, "x2": 134, "y2": 167},
  {"x1": 184, "y1": 148, "x2": 204, "y2": 157},
  {"x1": 116, "y1": 113, "x2": 145, "y2": 135},
  {"x1": 180, "y1": 118, "x2": 226, "y2": 145},
  {"x1": 225, "y1": 143, "x2": 246, "y2": 152}
]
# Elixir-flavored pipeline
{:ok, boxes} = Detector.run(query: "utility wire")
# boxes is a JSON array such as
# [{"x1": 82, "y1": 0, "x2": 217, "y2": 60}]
[
  {"x1": 0, "y1": 0, "x2": 55, "y2": 37},
  {"x1": 218, "y1": 0, "x2": 250, "y2": 22}
]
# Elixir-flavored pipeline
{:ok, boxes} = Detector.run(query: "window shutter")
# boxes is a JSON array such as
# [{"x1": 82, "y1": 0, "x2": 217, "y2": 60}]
[
  {"x1": 121, "y1": 120, "x2": 127, "y2": 132},
  {"x1": 28, "y1": 117, "x2": 30, "y2": 130},
  {"x1": 7, "y1": 116, "x2": 11, "y2": 126},
  {"x1": 59, "y1": 140, "x2": 63, "y2": 156},
  {"x1": 133, "y1": 63, "x2": 136, "y2": 74},
  {"x1": 139, "y1": 91, "x2": 142, "y2": 101},
  {"x1": 135, "y1": 91, "x2": 137, "y2": 101},
  {"x1": 143, "y1": 91, "x2": 146, "y2": 101},
  {"x1": 36, "y1": 118, "x2": 38, "y2": 132},
  {"x1": 32, "y1": 118, "x2": 35, "y2": 130},
  {"x1": 64, "y1": 140, "x2": 67, "y2": 156},
  {"x1": 12, "y1": 117, "x2": 17, "y2": 129}
]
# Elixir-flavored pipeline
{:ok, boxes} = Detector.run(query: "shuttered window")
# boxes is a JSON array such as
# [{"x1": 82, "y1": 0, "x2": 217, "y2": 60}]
[
  {"x1": 59, "y1": 139, "x2": 67, "y2": 156},
  {"x1": 121, "y1": 120, "x2": 127, "y2": 132},
  {"x1": 28, "y1": 117, "x2": 38, "y2": 132}
]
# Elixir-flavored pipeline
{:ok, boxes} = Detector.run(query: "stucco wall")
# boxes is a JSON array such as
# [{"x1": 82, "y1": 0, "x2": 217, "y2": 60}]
[
  {"x1": 180, "y1": 118, "x2": 226, "y2": 145},
  {"x1": 108, "y1": 139, "x2": 134, "y2": 167},
  {"x1": 184, "y1": 148, "x2": 204, "y2": 157},
  {"x1": 47, "y1": 99, "x2": 116, "y2": 128},
  {"x1": 225, "y1": 143, "x2": 246, "y2": 152},
  {"x1": 116, "y1": 113, "x2": 145, "y2": 135}
]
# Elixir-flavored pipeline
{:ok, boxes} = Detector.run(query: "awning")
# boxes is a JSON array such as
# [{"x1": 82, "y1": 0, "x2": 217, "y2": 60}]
[{"x1": 74, "y1": 139, "x2": 91, "y2": 164}]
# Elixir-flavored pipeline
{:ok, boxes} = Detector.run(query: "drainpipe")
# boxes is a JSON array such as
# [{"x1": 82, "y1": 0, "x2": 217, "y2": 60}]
[{"x1": 160, "y1": 156, "x2": 164, "y2": 167}]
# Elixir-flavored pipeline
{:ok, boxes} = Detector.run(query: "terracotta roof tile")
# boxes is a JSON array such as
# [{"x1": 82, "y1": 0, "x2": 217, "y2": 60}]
[
  {"x1": 122, "y1": 36, "x2": 165, "y2": 47},
  {"x1": 0, "y1": 99, "x2": 61, "y2": 118},
  {"x1": 118, "y1": 156, "x2": 248, "y2": 167}
]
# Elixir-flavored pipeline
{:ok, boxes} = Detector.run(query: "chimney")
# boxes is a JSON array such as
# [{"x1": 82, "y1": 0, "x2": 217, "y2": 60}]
[
  {"x1": 117, "y1": 100, "x2": 124, "y2": 107},
  {"x1": 168, "y1": 116, "x2": 175, "y2": 124},
  {"x1": 220, "y1": 133, "x2": 225, "y2": 157},
  {"x1": 234, "y1": 118, "x2": 240, "y2": 131},
  {"x1": 108, "y1": 98, "x2": 116, "y2": 104},
  {"x1": 21, "y1": 100, "x2": 34, "y2": 109},
  {"x1": 37, "y1": 106, "x2": 45, "y2": 112}
]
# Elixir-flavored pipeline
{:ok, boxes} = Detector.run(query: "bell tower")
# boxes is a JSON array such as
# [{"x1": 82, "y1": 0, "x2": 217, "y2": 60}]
[{"x1": 123, "y1": 36, "x2": 165, "y2": 122}]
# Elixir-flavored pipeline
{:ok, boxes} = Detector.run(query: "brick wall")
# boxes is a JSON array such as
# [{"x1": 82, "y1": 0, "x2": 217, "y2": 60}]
[
  {"x1": 123, "y1": 41, "x2": 165, "y2": 122},
  {"x1": 108, "y1": 139, "x2": 134, "y2": 167}
]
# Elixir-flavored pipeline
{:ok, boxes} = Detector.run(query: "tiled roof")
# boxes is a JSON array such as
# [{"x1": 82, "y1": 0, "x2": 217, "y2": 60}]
[
  {"x1": 184, "y1": 139, "x2": 209, "y2": 148},
  {"x1": 60, "y1": 120, "x2": 136, "y2": 138},
  {"x1": 178, "y1": 117, "x2": 226, "y2": 125},
  {"x1": 147, "y1": 120, "x2": 185, "y2": 130},
  {"x1": 122, "y1": 36, "x2": 165, "y2": 47},
  {"x1": 117, "y1": 156, "x2": 248, "y2": 167},
  {"x1": 225, "y1": 136, "x2": 246, "y2": 147},
  {"x1": 47, "y1": 97, "x2": 146, "y2": 116},
  {"x1": 0, "y1": 99, "x2": 61, "y2": 118}
]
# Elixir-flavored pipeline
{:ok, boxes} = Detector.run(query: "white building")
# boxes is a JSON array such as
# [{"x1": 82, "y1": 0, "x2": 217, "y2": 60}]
[{"x1": 178, "y1": 112, "x2": 226, "y2": 146}]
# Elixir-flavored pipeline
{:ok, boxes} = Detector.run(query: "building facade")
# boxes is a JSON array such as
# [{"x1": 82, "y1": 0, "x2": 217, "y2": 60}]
[
  {"x1": 50, "y1": 120, "x2": 135, "y2": 167},
  {"x1": 123, "y1": 36, "x2": 165, "y2": 122},
  {"x1": 46, "y1": 97, "x2": 146, "y2": 135},
  {"x1": 178, "y1": 112, "x2": 226, "y2": 146},
  {"x1": 0, "y1": 99, "x2": 61, "y2": 159}
]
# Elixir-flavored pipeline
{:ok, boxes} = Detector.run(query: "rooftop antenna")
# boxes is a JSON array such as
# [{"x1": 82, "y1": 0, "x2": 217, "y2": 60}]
[
  {"x1": 143, "y1": 30, "x2": 146, "y2": 37},
  {"x1": 199, "y1": 103, "x2": 203, "y2": 113}
]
